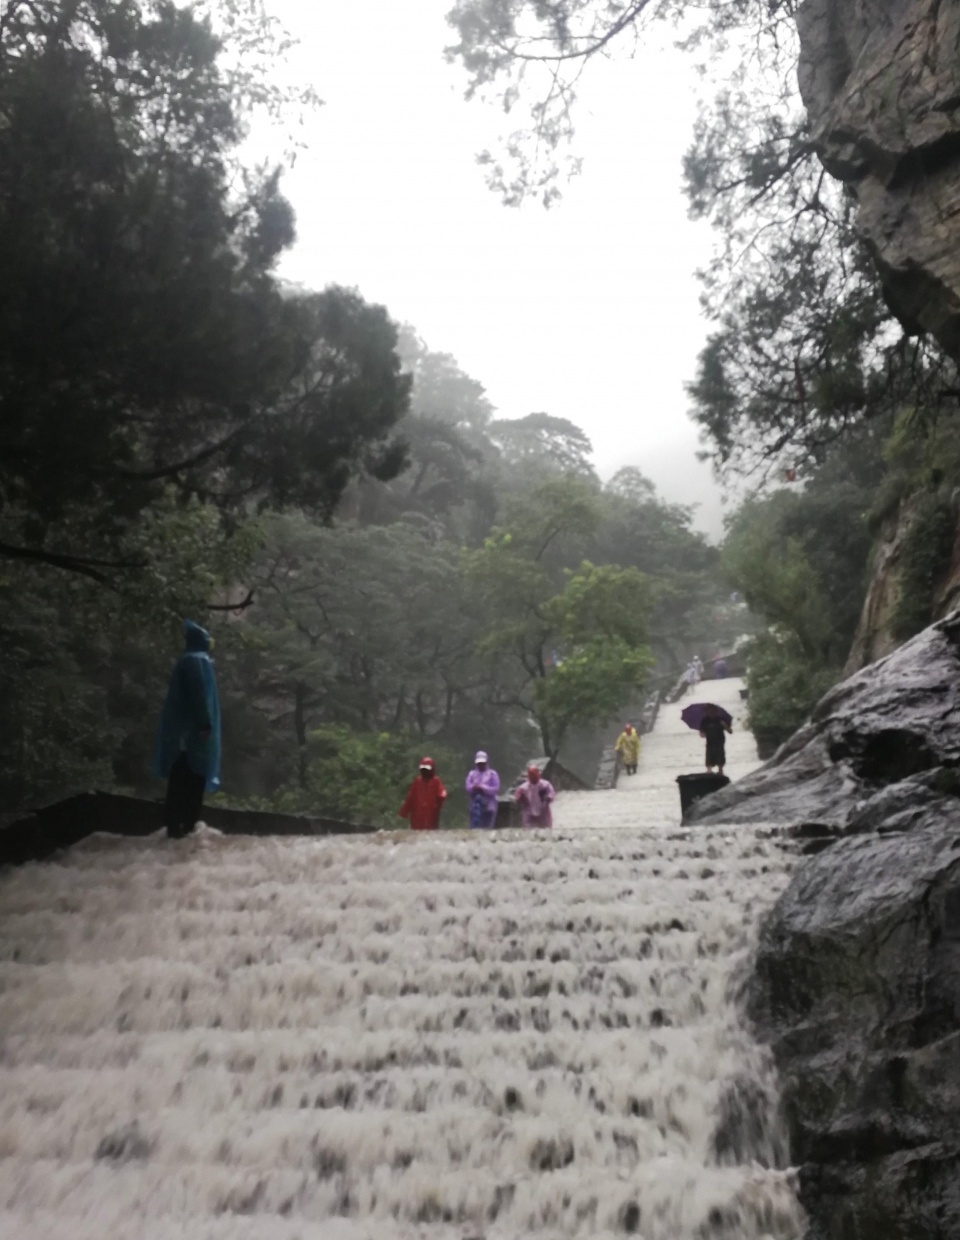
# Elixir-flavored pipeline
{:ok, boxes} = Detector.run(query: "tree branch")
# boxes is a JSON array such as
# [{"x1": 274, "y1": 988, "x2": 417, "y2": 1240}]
[
  {"x1": 205, "y1": 589, "x2": 256, "y2": 612},
  {"x1": 489, "y1": 2, "x2": 652, "y2": 65},
  {"x1": 0, "y1": 540, "x2": 146, "y2": 583}
]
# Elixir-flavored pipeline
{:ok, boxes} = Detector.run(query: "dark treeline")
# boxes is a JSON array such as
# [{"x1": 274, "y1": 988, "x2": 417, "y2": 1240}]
[{"x1": 0, "y1": 0, "x2": 740, "y2": 822}]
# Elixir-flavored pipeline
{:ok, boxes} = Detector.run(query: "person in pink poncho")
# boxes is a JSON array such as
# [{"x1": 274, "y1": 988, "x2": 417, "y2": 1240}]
[{"x1": 515, "y1": 765, "x2": 555, "y2": 828}]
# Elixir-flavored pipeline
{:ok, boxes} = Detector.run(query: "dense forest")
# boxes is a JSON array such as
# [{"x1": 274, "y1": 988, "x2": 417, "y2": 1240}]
[
  {"x1": 7, "y1": 0, "x2": 957, "y2": 824},
  {"x1": 0, "y1": 0, "x2": 744, "y2": 822}
]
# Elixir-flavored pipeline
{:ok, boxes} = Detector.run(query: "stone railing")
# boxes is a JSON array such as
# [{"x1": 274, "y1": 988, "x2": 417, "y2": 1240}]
[
  {"x1": 0, "y1": 791, "x2": 374, "y2": 868},
  {"x1": 594, "y1": 747, "x2": 621, "y2": 790}
]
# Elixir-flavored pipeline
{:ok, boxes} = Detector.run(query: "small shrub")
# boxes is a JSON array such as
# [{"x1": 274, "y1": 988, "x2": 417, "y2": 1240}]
[
  {"x1": 746, "y1": 632, "x2": 840, "y2": 745},
  {"x1": 892, "y1": 493, "x2": 956, "y2": 641}
]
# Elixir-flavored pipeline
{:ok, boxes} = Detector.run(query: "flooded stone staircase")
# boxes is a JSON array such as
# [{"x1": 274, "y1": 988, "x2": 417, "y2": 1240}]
[{"x1": 0, "y1": 680, "x2": 804, "y2": 1238}]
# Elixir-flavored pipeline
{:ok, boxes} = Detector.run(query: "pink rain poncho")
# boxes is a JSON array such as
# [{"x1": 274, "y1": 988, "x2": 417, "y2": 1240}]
[{"x1": 515, "y1": 767, "x2": 555, "y2": 828}]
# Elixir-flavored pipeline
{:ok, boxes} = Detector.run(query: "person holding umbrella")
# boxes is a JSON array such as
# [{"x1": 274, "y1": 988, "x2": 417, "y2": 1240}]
[
  {"x1": 680, "y1": 701, "x2": 733, "y2": 777},
  {"x1": 699, "y1": 702, "x2": 733, "y2": 775}
]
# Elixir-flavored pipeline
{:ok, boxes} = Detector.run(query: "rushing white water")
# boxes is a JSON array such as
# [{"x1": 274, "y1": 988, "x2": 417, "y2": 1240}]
[{"x1": 0, "y1": 679, "x2": 804, "y2": 1239}]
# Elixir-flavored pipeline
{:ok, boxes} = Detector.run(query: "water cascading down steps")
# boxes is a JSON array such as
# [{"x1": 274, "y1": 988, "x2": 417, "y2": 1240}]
[{"x1": 0, "y1": 677, "x2": 805, "y2": 1238}]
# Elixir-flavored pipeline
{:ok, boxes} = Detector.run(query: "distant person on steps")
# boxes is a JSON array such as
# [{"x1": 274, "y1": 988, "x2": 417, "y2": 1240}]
[
  {"x1": 699, "y1": 703, "x2": 732, "y2": 777},
  {"x1": 515, "y1": 765, "x2": 555, "y2": 828},
  {"x1": 615, "y1": 723, "x2": 641, "y2": 775}
]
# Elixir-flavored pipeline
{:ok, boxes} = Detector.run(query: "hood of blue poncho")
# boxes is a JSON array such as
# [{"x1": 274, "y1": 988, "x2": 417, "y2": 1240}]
[{"x1": 183, "y1": 619, "x2": 211, "y2": 653}]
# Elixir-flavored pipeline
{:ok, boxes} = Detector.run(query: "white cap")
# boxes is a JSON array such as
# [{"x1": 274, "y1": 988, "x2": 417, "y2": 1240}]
[{"x1": 475, "y1": 751, "x2": 488, "y2": 763}]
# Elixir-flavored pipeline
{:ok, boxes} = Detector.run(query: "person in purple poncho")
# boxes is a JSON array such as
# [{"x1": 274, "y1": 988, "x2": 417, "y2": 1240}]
[{"x1": 465, "y1": 750, "x2": 500, "y2": 829}]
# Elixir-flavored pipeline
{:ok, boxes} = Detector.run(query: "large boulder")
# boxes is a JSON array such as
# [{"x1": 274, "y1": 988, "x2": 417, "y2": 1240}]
[
  {"x1": 750, "y1": 818, "x2": 960, "y2": 1239},
  {"x1": 796, "y1": 0, "x2": 960, "y2": 360},
  {"x1": 690, "y1": 611, "x2": 960, "y2": 825}
]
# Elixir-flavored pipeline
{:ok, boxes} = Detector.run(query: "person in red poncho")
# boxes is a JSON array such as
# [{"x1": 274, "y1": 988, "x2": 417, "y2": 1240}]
[{"x1": 399, "y1": 757, "x2": 447, "y2": 830}]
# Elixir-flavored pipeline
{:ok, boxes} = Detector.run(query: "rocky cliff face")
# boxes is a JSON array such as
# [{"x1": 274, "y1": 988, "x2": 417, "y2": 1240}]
[
  {"x1": 844, "y1": 505, "x2": 906, "y2": 675},
  {"x1": 796, "y1": 0, "x2": 960, "y2": 359},
  {"x1": 797, "y1": 0, "x2": 960, "y2": 674},
  {"x1": 844, "y1": 494, "x2": 960, "y2": 675},
  {"x1": 751, "y1": 818, "x2": 960, "y2": 1240},
  {"x1": 706, "y1": 608, "x2": 960, "y2": 1236},
  {"x1": 936, "y1": 519, "x2": 960, "y2": 617},
  {"x1": 750, "y1": 15, "x2": 960, "y2": 1229}
]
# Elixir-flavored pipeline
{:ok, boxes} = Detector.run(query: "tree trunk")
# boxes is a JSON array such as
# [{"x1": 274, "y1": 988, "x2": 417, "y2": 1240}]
[
  {"x1": 415, "y1": 690, "x2": 429, "y2": 738},
  {"x1": 390, "y1": 689, "x2": 406, "y2": 732},
  {"x1": 537, "y1": 713, "x2": 557, "y2": 761},
  {"x1": 294, "y1": 681, "x2": 308, "y2": 789}
]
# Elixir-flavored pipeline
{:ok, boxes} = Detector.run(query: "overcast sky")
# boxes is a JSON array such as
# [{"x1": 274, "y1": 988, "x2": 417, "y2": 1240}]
[{"x1": 260, "y1": 2, "x2": 727, "y2": 535}]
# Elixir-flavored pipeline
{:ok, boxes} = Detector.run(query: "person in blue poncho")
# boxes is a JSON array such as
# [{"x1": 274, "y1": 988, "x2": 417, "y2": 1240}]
[{"x1": 153, "y1": 620, "x2": 221, "y2": 838}]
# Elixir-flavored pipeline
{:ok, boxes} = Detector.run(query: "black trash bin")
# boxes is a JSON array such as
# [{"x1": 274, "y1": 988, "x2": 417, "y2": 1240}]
[
  {"x1": 495, "y1": 796, "x2": 520, "y2": 828},
  {"x1": 676, "y1": 773, "x2": 730, "y2": 820}
]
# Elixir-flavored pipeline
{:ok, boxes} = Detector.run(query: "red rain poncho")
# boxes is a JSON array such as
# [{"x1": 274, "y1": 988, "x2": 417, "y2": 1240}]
[{"x1": 399, "y1": 759, "x2": 448, "y2": 830}]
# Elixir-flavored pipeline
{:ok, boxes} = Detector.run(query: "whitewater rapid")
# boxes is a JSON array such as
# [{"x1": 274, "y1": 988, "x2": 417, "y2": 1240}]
[{"x1": 0, "y1": 678, "x2": 804, "y2": 1239}]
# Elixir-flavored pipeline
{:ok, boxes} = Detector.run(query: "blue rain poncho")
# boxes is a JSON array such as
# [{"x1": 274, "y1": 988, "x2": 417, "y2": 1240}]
[{"x1": 153, "y1": 620, "x2": 222, "y2": 791}]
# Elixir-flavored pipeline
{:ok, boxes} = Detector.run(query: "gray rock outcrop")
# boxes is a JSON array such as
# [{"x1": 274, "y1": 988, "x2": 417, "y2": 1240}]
[
  {"x1": 796, "y1": 0, "x2": 960, "y2": 360},
  {"x1": 689, "y1": 610, "x2": 960, "y2": 825},
  {"x1": 751, "y1": 818, "x2": 960, "y2": 1239}
]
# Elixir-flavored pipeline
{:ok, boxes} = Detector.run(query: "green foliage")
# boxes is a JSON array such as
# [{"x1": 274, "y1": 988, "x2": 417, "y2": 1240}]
[
  {"x1": 466, "y1": 481, "x2": 654, "y2": 755},
  {"x1": 721, "y1": 438, "x2": 885, "y2": 745},
  {"x1": 597, "y1": 468, "x2": 722, "y2": 666},
  {"x1": 892, "y1": 494, "x2": 957, "y2": 642},
  {"x1": 445, "y1": 0, "x2": 960, "y2": 501},
  {"x1": 444, "y1": 0, "x2": 796, "y2": 206},
  {"x1": 347, "y1": 327, "x2": 500, "y2": 540},
  {"x1": 488, "y1": 414, "x2": 598, "y2": 482},
  {"x1": 880, "y1": 405, "x2": 960, "y2": 497},
  {"x1": 722, "y1": 448, "x2": 878, "y2": 668},
  {"x1": 0, "y1": 0, "x2": 408, "y2": 577},
  {"x1": 681, "y1": 11, "x2": 957, "y2": 486},
  {"x1": 0, "y1": 4, "x2": 741, "y2": 814},
  {"x1": 687, "y1": 232, "x2": 902, "y2": 479},
  {"x1": 0, "y1": 495, "x2": 257, "y2": 806},
  {"x1": 396, "y1": 325, "x2": 495, "y2": 436},
  {"x1": 240, "y1": 513, "x2": 471, "y2": 738},
  {"x1": 744, "y1": 631, "x2": 840, "y2": 743},
  {"x1": 544, "y1": 562, "x2": 652, "y2": 647},
  {"x1": 262, "y1": 728, "x2": 464, "y2": 828},
  {"x1": 723, "y1": 498, "x2": 834, "y2": 663},
  {"x1": 534, "y1": 638, "x2": 652, "y2": 750}
]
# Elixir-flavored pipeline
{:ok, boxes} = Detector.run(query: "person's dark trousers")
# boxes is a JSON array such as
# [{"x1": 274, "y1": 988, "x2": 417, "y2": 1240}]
[{"x1": 165, "y1": 752, "x2": 205, "y2": 839}]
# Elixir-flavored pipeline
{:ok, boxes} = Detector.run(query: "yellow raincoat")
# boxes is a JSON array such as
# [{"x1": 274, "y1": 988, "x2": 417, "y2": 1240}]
[{"x1": 615, "y1": 728, "x2": 641, "y2": 765}]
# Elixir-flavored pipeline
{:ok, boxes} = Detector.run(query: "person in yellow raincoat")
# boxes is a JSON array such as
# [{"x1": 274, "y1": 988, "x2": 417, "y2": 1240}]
[{"x1": 615, "y1": 723, "x2": 641, "y2": 775}]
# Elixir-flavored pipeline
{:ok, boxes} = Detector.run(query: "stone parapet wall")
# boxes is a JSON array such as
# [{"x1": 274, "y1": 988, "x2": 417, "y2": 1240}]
[{"x1": 0, "y1": 791, "x2": 372, "y2": 868}]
